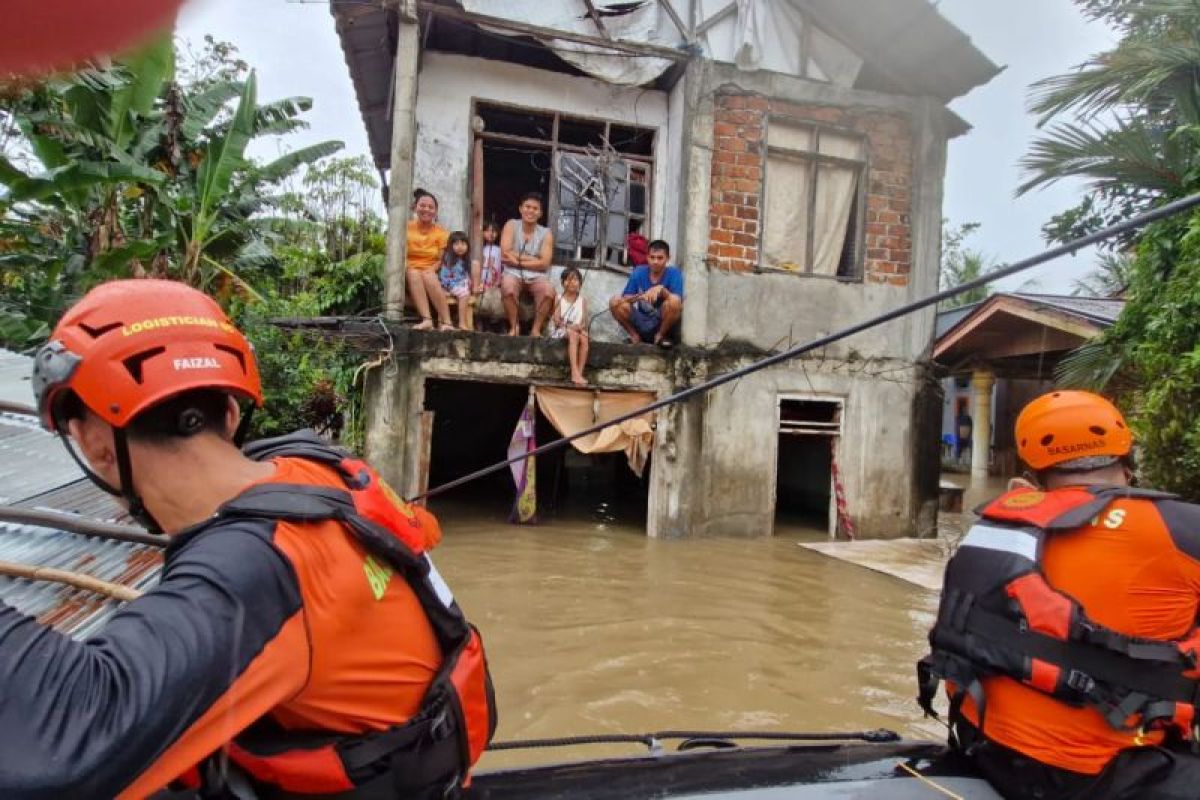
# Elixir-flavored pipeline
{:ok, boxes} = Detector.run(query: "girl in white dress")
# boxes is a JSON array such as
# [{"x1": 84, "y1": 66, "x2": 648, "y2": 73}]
[{"x1": 551, "y1": 267, "x2": 589, "y2": 386}]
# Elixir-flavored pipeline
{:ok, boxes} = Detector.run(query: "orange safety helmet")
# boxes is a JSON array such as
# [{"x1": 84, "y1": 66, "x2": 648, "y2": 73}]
[
  {"x1": 1015, "y1": 390, "x2": 1132, "y2": 471},
  {"x1": 32, "y1": 279, "x2": 263, "y2": 433}
]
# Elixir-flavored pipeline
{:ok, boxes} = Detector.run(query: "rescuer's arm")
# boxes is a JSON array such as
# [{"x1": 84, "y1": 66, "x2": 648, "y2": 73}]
[{"x1": 0, "y1": 522, "x2": 310, "y2": 800}]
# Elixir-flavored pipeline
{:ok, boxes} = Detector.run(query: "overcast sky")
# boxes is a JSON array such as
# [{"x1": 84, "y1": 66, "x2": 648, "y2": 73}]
[{"x1": 177, "y1": 0, "x2": 1117, "y2": 293}]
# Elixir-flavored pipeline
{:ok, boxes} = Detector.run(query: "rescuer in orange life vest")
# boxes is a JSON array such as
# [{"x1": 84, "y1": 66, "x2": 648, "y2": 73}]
[
  {"x1": 13, "y1": 278, "x2": 496, "y2": 799},
  {"x1": 919, "y1": 390, "x2": 1200, "y2": 799}
]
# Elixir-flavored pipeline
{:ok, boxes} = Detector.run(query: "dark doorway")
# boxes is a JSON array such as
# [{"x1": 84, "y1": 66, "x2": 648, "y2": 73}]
[
  {"x1": 774, "y1": 398, "x2": 841, "y2": 535},
  {"x1": 423, "y1": 379, "x2": 648, "y2": 527}
]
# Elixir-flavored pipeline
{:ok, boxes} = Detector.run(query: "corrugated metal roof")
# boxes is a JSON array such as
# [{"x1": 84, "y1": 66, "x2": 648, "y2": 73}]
[
  {"x1": 14, "y1": 479, "x2": 133, "y2": 525},
  {"x1": 0, "y1": 348, "x2": 161, "y2": 639},
  {"x1": 0, "y1": 348, "x2": 35, "y2": 408},
  {"x1": 0, "y1": 524, "x2": 162, "y2": 639},
  {"x1": 0, "y1": 415, "x2": 85, "y2": 505},
  {"x1": 1013, "y1": 293, "x2": 1125, "y2": 325}
]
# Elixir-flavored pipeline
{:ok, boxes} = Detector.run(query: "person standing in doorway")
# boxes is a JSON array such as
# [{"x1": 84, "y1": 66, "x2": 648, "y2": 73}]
[
  {"x1": 500, "y1": 192, "x2": 555, "y2": 336},
  {"x1": 406, "y1": 188, "x2": 455, "y2": 331},
  {"x1": 610, "y1": 239, "x2": 684, "y2": 348}
]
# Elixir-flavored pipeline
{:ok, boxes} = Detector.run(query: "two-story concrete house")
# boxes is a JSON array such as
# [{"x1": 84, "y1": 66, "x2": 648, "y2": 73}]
[{"x1": 331, "y1": 0, "x2": 999, "y2": 539}]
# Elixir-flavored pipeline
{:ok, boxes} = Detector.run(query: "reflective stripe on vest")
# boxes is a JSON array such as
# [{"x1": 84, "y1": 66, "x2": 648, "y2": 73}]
[
  {"x1": 920, "y1": 485, "x2": 1200, "y2": 738},
  {"x1": 960, "y1": 524, "x2": 1038, "y2": 561}
]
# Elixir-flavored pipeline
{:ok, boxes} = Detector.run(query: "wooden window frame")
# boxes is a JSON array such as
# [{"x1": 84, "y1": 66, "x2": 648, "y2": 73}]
[
  {"x1": 469, "y1": 98, "x2": 656, "y2": 271},
  {"x1": 758, "y1": 117, "x2": 868, "y2": 282}
]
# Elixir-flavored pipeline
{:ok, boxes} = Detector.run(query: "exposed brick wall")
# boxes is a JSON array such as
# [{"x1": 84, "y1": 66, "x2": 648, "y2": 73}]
[{"x1": 706, "y1": 93, "x2": 914, "y2": 286}]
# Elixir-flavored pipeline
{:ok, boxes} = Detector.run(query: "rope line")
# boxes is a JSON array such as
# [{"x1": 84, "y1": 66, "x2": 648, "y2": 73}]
[{"x1": 487, "y1": 728, "x2": 901, "y2": 751}]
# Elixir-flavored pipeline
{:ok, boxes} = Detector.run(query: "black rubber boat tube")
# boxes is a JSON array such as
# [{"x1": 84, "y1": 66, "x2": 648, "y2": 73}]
[{"x1": 413, "y1": 192, "x2": 1200, "y2": 503}]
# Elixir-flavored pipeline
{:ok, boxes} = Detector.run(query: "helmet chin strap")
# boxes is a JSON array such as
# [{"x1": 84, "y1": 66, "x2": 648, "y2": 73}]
[{"x1": 54, "y1": 419, "x2": 164, "y2": 534}]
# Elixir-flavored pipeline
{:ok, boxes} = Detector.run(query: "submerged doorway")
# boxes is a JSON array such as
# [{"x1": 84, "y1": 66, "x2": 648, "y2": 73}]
[
  {"x1": 422, "y1": 379, "x2": 649, "y2": 527},
  {"x1": 774, "y1": 396, "x2": 844, "y2": 537}
]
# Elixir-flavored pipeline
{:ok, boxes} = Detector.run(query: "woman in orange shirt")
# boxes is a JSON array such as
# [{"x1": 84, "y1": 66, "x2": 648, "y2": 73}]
[{"x1": 407, "y1": 189, "x2": 454, "y2": 330}]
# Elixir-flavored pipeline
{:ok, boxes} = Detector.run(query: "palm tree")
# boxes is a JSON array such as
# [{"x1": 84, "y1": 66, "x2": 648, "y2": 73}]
[
  {"x1": 1019, "y1": 0, "x2": 1200, "y2": 213},
  {"x1": 1072, "y1": 251, "x2": 1134, "y2": 296}
]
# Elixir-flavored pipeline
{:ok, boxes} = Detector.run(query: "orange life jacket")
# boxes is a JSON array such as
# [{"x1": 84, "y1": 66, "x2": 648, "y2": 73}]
[
  {"x1": 918, "y1": 485, "x2": 1200, "y2": 743},
  {"x1": 193, "y1": 431, "x2": 496, "y2": 797}
]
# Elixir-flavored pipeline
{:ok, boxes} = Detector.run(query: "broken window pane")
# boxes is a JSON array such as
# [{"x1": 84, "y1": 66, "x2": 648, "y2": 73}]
[
  {"x1": 477, "y1": 103, "x2": 554, "y2": 140},
  {"x1": 558, "y1": 116, "x2": 607, "y2": 149},
  {"x1": 610, "y1": 124, "x2": 655, "y2": 156}
]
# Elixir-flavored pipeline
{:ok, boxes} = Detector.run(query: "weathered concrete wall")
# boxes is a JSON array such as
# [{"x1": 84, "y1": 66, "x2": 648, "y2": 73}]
[
  {"x1": 413, "y1": 52, "x2": 673, "y2": 237},
  {"x1": 694, "y1": 355, "x2": 922, "y2": 539},
  {"x1": 667, "y1": 61, "x2": 953, "y2": 539}
]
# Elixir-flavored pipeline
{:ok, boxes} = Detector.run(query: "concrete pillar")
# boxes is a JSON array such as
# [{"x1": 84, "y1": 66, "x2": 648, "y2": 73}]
[
  {"x1": 382, "y1": 2, "x2": 421, "y2": 321},
  {"x1": 970, "y1": 368, "x2": 995, "y2": 481}
]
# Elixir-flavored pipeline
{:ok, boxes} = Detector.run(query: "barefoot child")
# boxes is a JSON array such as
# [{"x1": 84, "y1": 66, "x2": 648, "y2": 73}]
[
  {"x1": 551, "y1": 267, "x2": 589, "y2": 386},
  {"x1": 438, "y1": 231, "x2": 477, "y2": 330}
]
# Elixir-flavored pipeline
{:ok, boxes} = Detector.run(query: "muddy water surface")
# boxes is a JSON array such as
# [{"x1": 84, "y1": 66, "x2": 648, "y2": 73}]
[{"x1": 430, "y1": 509, "x2": 945, "y2": 769}]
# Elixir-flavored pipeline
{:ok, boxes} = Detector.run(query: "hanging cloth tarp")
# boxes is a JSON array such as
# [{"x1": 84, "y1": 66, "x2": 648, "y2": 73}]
[
  {"x1": 534, "y1": 387, "x2": 656, "y2": 477},
  {"x1": 508, "y1": 393, "x2": 538, "y2": 524}
]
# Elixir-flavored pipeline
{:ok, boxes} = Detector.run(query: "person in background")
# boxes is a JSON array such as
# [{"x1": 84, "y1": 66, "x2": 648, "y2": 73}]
[
  {"x1": 438, "y1": 231, "x2": 476, "y2": 331},
  {"x1": 626, "y1": 219, "x2": 649, "y2": 268},
  {"x1": 956, "y1": 409, "x2": 973, "y2": 462},
  {"x1": 610, "y1": 239, "x2": 684, "y2": 348},
  {"x1": 919, "y1": 390, "x2": 1200, "y2": 800},
  {"x1": 551, "y1": 266, "x2": 589, "y2": 386},
  {"x1": 477, "y1": 220, "x2": 504, "y2": 296},
  {"x1": 406, "y1": 188, "x2": 455, "y2": 331},
  {"x1": 500, "y1": 192, "x2": 555, "y2": 337}
]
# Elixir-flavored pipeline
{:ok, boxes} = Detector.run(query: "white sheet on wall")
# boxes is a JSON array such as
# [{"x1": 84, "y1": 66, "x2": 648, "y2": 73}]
[
  {"x1": 696, "y1": 0, "x2": 862, "y2": 84},
  {"x1": 462, "y1": 0, "x2": 675, "y2": 85}
]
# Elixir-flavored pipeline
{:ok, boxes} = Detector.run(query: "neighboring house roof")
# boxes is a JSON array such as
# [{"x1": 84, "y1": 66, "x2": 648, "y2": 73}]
[
  {"x1": 933, "y1": 292, "x2": 1125, "y2": 374},
  {"x1": 1009, "y1": 293, "x2": 1125, "y2": 326},
  {"x1": 934, "y1": 300, "x2": 981, "y2": 339},
  {"x1": 0, "y1": 349, "x2": 161, "y2": 639},
  {"x1": 332, "y1": 0, "x2": 1000, "y2": 170}
]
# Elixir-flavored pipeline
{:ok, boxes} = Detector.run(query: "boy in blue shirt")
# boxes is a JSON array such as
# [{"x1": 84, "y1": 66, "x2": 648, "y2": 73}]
[{"x1": 610, "y1": 239, "x2": 684, "y2": 347}]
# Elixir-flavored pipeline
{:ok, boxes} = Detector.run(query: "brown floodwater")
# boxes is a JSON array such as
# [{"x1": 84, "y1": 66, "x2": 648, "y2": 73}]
[{"x1": 429, "y1": 507, "x2": 947, "y2": 770}]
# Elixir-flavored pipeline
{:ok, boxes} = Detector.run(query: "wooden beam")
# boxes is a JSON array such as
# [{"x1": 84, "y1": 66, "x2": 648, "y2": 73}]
[
  {"x1": 416, "y1": 1, "x2": 689, "y2": 61},
  {"x1": 696, "y1": 1, "x2": 736, "y2": 36},
  {"x1": 582, "y1": 0, "x2": 613, "y2": 40},
  {"x1": 658, "y1": 0, "x2": 694, "y2": 43}
]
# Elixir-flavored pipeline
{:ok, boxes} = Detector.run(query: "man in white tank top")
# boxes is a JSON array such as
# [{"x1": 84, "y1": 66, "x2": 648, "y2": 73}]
[{"x1": 499, "y1": 192, "x2": 556, "y2": 336}]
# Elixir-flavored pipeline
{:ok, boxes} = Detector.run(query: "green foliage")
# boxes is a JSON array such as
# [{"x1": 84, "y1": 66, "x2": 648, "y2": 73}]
[
  {"x1": 1024, "y1": 0, "x2": 1200, "y2": 247},
  {"x1": 939, "y1": 221, "x2": 993, "y2": 308},
  {"x1": 1035, "y1": 1, "x2": 1200, "y2": 498},
  {"x1": 234, "y1": 294, "x2": 366, "y2": 450},
  {"x1": 0, "y1": 36, "x2": 343, "y2": 348},
  {"x1": 1072, "y1": 251, "x2": 1134, "y2": 296},
  {"x1": 0, "y1": 39, "x2": 382, "y2": 449}
]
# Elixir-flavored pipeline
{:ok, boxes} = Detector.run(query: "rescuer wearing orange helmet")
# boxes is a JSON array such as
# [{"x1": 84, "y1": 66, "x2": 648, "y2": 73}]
[
  {"x1": 920, "y1": 390, "x2": 1200, "y2": 799},
  {"x1": 11, "y1": 279, "x2": 495, "y2": 798}
]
